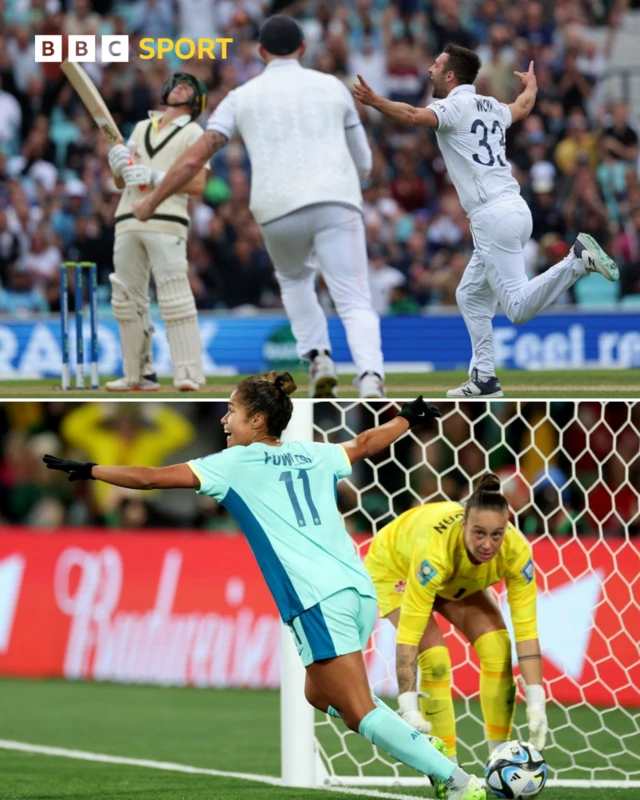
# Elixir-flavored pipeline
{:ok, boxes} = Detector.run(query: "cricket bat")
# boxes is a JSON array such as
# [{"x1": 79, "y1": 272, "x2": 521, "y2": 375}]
[{"x1": 61, "y1": 61, "x2": 146, "y2": 190}]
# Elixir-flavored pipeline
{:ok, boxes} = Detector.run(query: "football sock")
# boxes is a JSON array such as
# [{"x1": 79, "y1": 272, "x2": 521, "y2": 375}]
[
  {"x1": 358, "y1": 707, "x2": 459, "y2": 784},
  {"x1": 474, "y1": 630, "x2": 516, "y2": 751},
  {"x1": 418, "y1": 647, "x2": 457, "y2": 757},
  {"x1": 328, "y1": 695, "x2": 396, "y2": 720},
  {"x1": 373, "y1": 695, "x2": 397, "y2": 715}
]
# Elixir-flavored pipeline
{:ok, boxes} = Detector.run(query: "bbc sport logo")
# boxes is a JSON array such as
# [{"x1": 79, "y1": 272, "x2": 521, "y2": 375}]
[{"x1": 35, "y1": 35, "x2": 233, "y2": 63}]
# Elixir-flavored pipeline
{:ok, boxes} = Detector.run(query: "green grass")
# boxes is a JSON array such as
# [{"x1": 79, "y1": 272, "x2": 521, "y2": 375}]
[
  {"x1": 1, "y1": 679, "x2": 639, "y2": 800},
  {"x1": 1, "y1": 369, "x2": 639, "y2": 398}
]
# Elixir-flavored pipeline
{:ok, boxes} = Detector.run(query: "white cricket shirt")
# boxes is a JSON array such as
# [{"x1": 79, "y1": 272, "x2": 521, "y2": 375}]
[
  {"x1": 207, "y1": 59, "x2": 365, "y2": 224},
  {"x1": 428, "y1": 84, "x2": 520, "y2": 216}
]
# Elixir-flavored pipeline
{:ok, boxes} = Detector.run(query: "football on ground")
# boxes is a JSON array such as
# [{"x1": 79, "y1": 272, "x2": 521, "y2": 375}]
[{"x1": 485, "y1": 741, "x2": 548, "y2": 799}]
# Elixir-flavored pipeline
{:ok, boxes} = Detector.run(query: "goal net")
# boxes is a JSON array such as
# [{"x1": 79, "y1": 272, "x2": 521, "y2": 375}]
[{"x1": 281, "y1": 400, "x2": 640, "y2": 791}]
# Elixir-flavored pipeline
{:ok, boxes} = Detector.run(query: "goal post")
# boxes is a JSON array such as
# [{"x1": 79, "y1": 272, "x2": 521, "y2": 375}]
[
  {"x1": 280, "y1": 400, "x2": 329, "y2": 787},
  {"x1": 280, "y1": 399, "x2": 640, "y2": 790}
]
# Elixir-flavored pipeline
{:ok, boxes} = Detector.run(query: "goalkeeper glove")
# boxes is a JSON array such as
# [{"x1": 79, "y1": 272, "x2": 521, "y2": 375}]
[
  {"x1": 397, "y1": 691, "x2": 432, "y2": 734},
  {"x1": 398, "y1": 396, "x2": 442, "y2": 428},
  {"x1": 525, "y1": 683, "x2": 548, "y2": 751},
  {"x1": 43, "y1": 454, "x2": 97, "y2": 482}
]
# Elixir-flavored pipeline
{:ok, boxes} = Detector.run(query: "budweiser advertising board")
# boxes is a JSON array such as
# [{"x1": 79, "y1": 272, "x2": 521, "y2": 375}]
[{"x1": 0, "y1": 530, "x2": 638, "y2": 707}]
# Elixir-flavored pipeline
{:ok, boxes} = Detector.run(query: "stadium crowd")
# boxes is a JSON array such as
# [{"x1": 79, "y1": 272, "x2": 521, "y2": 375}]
[
  {"x1": 0, "y1": 0, "x2": 639, "y2": 318},
  {"x1": 0, "y1": 400, "x2": 637, "y2": 536}
]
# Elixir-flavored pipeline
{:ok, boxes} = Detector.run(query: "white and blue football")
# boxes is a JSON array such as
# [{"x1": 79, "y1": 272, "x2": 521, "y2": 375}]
[{"x1": 485, "y1": 741, "x2": 548, "y2": 799}]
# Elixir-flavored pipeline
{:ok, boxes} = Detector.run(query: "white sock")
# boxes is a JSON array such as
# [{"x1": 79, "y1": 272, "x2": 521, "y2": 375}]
[{"x1": 573, "y1": 254, "x2": 587, "y2": 277}]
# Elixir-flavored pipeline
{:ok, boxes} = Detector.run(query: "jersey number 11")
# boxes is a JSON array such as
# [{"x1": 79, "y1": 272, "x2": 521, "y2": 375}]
[{"x1": 280, "y1": 470, "x2": 322, "y2": 527}]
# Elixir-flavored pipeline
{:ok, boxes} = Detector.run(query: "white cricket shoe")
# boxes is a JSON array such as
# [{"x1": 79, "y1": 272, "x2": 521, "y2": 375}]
[
  {"x1": 358, "y1": 371, "x2": 386, "y2": 398},
  {"x1": 309, "y1": 353, "x2": 338, "y2": 398},
  {"x1": 575, "y1": 233, "x2": 619, "y2": 281},
  {"x1": 175, "y1": 378, "x2": 201, "y2": 392},
  {"x1": 446, "y1": 369, "x2": 504, "y2": 398},
  {"x1": 105, "y1": 374, "x2": 160, "y2": 392},
  {"x1": 448, "y1": 775, "x2": 486, "y2": 800}
]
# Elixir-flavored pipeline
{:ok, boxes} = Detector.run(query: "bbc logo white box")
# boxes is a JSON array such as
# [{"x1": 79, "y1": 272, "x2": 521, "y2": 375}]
[
  {"x1": 35, "y1": 35, "x2": 62, "y2": 62},
  {"x1": 68, "y1": 35, "x2": 96, "y2": 62},
  {"x1": 101, "y1": 35, "x2": 129, "y2": 62}
]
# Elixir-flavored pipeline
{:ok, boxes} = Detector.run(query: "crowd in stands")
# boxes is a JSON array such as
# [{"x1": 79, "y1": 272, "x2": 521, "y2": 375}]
[
  {"x1": 0, "y1": 0, "x2": 639, "y2": 318},
  {"x1": 0, "y1": 400, "x2": 637, "y2": 536}
]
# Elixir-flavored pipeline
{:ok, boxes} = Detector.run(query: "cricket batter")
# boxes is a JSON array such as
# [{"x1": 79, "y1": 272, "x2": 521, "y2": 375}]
[
  {"x1": 131, "y1": 16, "x2": 386, "y2": 399},
  {"x1": 354, "y1": 44, "x2": 619, "y2": 398},
  {"x1": 106, "y1": 72, "x2": 209, "y2": 391}
]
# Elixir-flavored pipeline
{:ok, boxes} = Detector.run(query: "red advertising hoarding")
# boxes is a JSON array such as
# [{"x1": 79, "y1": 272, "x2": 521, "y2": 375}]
[{"x1": 0, "y1": 531, "x2": 638, "y2": 708}]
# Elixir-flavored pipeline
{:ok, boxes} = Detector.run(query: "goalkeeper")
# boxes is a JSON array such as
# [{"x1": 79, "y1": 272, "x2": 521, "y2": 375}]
[{"x1": 365, "y1": 474, "x2": 547, "y2": 764}]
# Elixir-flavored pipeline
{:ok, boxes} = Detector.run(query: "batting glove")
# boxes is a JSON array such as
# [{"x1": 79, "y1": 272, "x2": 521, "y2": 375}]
[
  {"x1": 108, "y1": 144, "x2": 132, "y2": 177},
  {"x1": 397, "y1": 691, "x2": 432, "y2": 734},
  {"x1": 122, "y1": 165, "x2": 165, "y2": 188},
  {"x1": 525, "y1": 684, "x2": 548, "y2": 751},
  {"x1": 43, "y1": 454, "x2": 97, "y2": 482},
  {"x1": 398, "y1": 396, "x2": 442, "y2": 428}
]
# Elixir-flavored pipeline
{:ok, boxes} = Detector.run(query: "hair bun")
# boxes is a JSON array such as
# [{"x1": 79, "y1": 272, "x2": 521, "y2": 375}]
[
  {"x1": 476, "y1": 472, "x2": 501, "y2": 492},
  {"x1": 263, "y1": 370, "x2": 297, "y2": 397},
  {"x1": 274, "y1": 371, "x2": 297, "y2": 397}
]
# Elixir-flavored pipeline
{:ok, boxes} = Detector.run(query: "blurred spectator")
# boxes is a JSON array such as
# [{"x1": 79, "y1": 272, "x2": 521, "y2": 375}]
[
  {"x1": 0, "y1": 77, "x2": 22, "y2": 153},
  {"x1": 368, "y1": 244, "x2": 406, "y2": 315},
  {"x1": 0, "y1": 210, "x2": 21, "y2": 286},
  {"x1": 530, "y1": 178, "x2": 566, "y2": 239},
  {"x1": 602, "y1": 101, "x2": 639, "y2": 164},
  {"x1": 6, "y1": 26, "x2": 39, "y2": 95},
  {"x1": 557, "y1": 48, "x2": 594, "y2": 113},
  {"x1": 63, "y1": 0, "x2": 101, "y2": 37},
  {"x1": 477, "y1": 24, "x2": 516, "y2": 100},
  {"x1": 59, "y1": 403, "x2": 196, "y2": 517},
  {"x1": 563, "y1": 160, "x2": 610, "y2": 238},
  {"x1": 131, "y1": 0, "x2": 175, "y2": 38},
  {"x1": 555, "y1": 110, "x2": 598, "y2": 175},
  {"x1": 22, "y1": 226, "x2": 62, "y2": 308},
  {"x1": 517, "y1": 1, "x2": 553, "y2": 46},
  {"x1": 0, "y1": 268, "x2": 49, "y2": 315}
]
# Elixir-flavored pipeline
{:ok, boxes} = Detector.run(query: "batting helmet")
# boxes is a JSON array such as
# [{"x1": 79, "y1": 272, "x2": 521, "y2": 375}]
[{"x1": 160, "y1": 73, "x2": 208, "y2": 119}]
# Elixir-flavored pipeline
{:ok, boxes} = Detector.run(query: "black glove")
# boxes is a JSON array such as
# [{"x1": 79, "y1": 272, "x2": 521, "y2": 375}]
[
  {"x1": 43, "y1": 454, "x2": 97, "y2": 481},
  {"x1": 398, "y1": 396, "x2": 442, "y2": 428}
]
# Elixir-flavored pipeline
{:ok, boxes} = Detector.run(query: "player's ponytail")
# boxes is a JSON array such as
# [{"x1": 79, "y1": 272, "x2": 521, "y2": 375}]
[
  {"x1": 234, "y1": 371, "x2": 298, "y2": 437},
  {"x1": 465, "y1": 472, "x2": 509, "y2": 515}
]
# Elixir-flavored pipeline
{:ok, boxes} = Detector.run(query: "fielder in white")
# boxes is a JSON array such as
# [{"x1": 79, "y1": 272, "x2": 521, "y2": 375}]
[
  {"x1": 106, "y1": 72, "x2": 209, "y2": 392},
  {"x1": 355, "y1": 43, "x2": 619, "y2": 398},
  {"x1": 132, "y1": 15, "x2": 386, "y2": 398}
]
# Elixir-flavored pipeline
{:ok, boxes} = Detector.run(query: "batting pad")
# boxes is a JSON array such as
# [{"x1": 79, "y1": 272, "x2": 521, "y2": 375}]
[
  {"x1": 156, "y1": 274, "x2": 204, "y2": 385},
  {"x1": 109, "y1": 274, "x2": 150, "y2": 383}
]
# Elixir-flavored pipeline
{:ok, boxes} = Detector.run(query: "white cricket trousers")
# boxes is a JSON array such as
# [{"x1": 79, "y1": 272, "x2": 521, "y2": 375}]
[
  {"x1": 455, "y1": 194, "x2": 585, "y2": 379},
  {"x1": 260, "y1": 203, "x2": 384, "y2": 378}
]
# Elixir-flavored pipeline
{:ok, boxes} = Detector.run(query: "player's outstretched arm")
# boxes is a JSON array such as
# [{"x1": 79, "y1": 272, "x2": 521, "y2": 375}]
[
  {"x1": 132, "y1": 130, "x2": 228, "y2": 221},
  {"x1": 353, "y1": 75, "x2": 438, "y2": 128},
  {"x1": 43, "y1": 455, "x2": 200, "y2": 490},
  {"x1": 341, "y1": 396, "x2": 441, "y2": 465},
  {"x1": 508, "y1": 61, "x2": 538, "y2": 123}
]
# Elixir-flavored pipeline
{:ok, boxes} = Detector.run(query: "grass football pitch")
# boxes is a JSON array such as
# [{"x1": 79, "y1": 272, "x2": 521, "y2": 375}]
[
  {"x1": 1, "y1": 679, "x2": 638, "y2": 800},
  {"x1": 0, "y1": 369, "x2": 638, "y2": 398}
]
